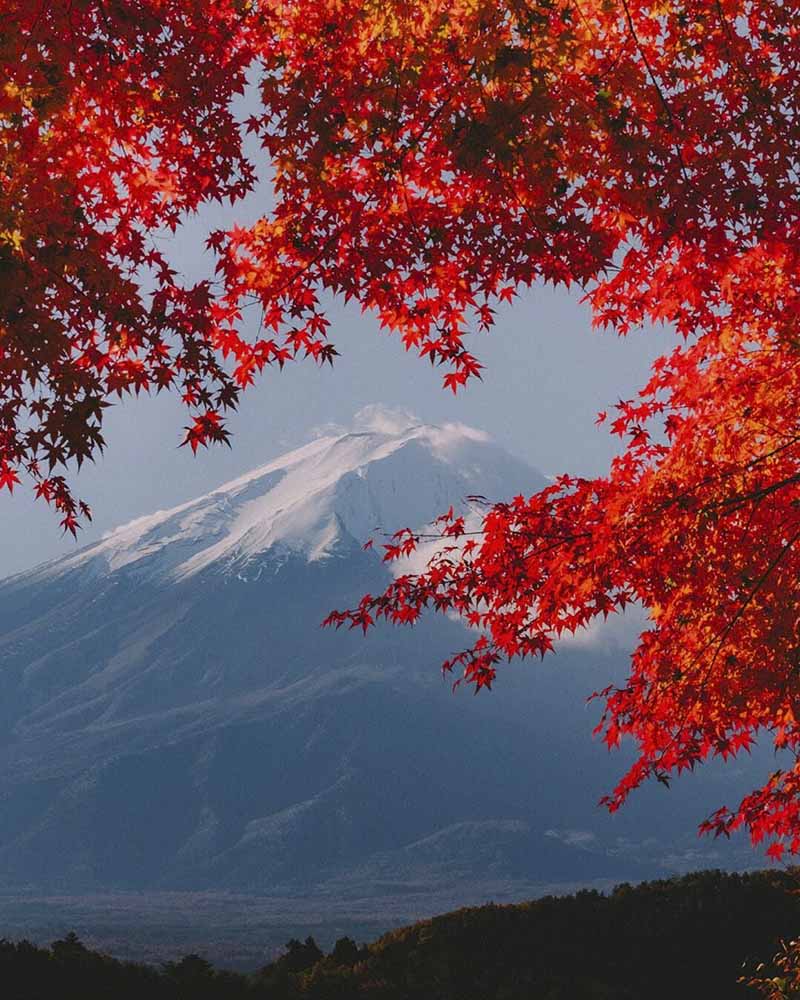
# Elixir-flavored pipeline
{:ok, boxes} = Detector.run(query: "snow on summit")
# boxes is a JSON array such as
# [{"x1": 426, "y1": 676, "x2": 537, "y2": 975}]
[{"x1": 22, "y1": 407, "x2": 541, "y2": 586}]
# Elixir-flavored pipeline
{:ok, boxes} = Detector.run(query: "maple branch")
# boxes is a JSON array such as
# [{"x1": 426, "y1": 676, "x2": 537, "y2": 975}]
[
  {"x1": 20, "y1": 0, "x2": 51, "y2": 56},
  {"x1": 703, "y1": 472, "x2": 800, "y2": 516},
  {"x1": 618, "y1": 0, "x2": 691, "y2": 186},
  {"x1": 649, "y1": 521, "x2": 800, "y2": 777},
  {"x1": 712, "y1": 0, "x2": 747, "y2": 78},
  {"x1": 636, "y1": 434, "x2": 800, "y2": 527},
  {"x1": 618, "y1": 0, "x2": 673, "y2": 122}
]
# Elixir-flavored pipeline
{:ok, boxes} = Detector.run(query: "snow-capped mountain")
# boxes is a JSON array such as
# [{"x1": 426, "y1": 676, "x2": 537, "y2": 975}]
[
  {"x1": 17, "y1": 410, "x2": 537, "y2": 587},
  {"x1": 0, "y1": 409, "x2": 764, "y2": 900}
]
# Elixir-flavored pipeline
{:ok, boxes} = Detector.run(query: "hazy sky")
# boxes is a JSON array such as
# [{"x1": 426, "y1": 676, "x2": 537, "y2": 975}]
[{"x1": 0, "y1": 129, "x2": 674, "y2": 579}]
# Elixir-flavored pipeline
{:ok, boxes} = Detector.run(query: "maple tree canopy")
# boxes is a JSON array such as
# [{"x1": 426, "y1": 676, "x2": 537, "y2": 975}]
[{"x1": 4, "y1": 0, "x2": 800, "y2": 857}]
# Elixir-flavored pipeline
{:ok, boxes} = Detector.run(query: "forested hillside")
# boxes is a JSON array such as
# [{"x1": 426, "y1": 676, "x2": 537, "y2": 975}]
[{"x1": 3, "y1": 870, "x2": 800, "y2": 999}]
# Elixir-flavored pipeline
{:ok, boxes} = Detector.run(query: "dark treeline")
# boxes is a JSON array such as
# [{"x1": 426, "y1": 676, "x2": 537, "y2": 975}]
[{"x1": 3, "y1": 869, "x2": 800, "y2": 999}]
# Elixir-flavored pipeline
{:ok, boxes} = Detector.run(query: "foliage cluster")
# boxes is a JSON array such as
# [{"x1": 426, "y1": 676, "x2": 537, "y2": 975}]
[{"x1": 2, "y1": 871, "x2": 800, "y2": 999}]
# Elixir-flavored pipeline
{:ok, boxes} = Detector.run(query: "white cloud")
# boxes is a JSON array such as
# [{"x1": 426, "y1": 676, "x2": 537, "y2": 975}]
[
  {"x1": 555, "y1": 603, "x2": 649, "y2": 652},
  {"x1": 352, "y1": 404, "x2": 420, "y2": 435},
  {"x1": 545, "y1": 828, "x2": 597, "y2": 848}
]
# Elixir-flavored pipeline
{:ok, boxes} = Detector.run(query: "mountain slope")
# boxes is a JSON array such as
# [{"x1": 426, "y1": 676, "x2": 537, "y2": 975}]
[{"x1": 0, "y1": 411, "x2": 769, "y2": 894}]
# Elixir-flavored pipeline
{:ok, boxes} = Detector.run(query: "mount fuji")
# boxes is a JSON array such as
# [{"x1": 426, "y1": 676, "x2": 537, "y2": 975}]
[{"x1": 0, "y1": 408, "x2": 765, "y2": 900}]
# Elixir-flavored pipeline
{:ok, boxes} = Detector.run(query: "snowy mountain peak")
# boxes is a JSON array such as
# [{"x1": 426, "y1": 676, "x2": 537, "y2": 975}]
[{"x1": 23, "y1": 409, "x2": 542, "y2": 586}]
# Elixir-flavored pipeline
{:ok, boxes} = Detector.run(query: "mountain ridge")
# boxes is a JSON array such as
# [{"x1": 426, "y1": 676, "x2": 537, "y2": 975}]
[
  {"x1": 0, "y1": 409, "x2": 766, "y2": 897},
  {"x1": 7, "y1": 413, "x2": 541, "y2": 590}
]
